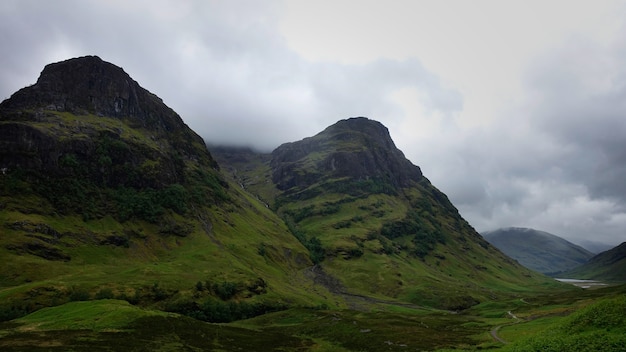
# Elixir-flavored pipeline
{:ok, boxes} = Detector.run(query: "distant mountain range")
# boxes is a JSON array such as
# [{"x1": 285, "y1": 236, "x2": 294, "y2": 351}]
[{"x1": 482, "y1": 227, "x2": 594, "y2": 275}]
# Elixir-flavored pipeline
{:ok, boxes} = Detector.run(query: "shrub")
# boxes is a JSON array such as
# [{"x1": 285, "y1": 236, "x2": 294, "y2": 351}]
[
  {"x1": 166, "y1": 298, "x2": 286, "y2": 323},
  {"x1": 195, "y1": 281, "x2": 204, "y2": 291},
  {"x1": 0, "y1": 304, "x2": 29, "y2": 322},
  {"x1": 68, "y1": 287, "x2": 90, "y2": 301},
  {"x1": 214, "y1": 281, "x2": 238, "y2": 300},
  {"x1": 95, "y1": 288, "x2": 115, "y2": 300}
]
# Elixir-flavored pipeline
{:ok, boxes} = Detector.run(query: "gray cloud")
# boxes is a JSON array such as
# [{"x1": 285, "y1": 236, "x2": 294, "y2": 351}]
[
  {"x1": 0, "y1": 1, "x2": 460, "y2": 152},
  {"x1": 420, "y1": 33, "x2": 626, "y2": 247}
]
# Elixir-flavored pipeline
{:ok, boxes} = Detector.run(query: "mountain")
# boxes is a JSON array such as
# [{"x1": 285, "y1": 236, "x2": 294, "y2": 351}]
[
  {"x1": 0, "y1": 56, "x2": 576, "y2": 351},
  {"x1": 482, "y1": 227, "x2": 594, "y2": 275},
  {"x1": 0, "y1": 56, "x2": 324, "y2": 320},
  {"x1": 212, "y1": 117, "x2": 558, "y2": 310},
  {"x1": 561, "y1": 242, "x2": 626, "y2": 282}
]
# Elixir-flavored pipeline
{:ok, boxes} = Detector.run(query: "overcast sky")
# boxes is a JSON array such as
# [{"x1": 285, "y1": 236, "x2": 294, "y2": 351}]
[{"x1": 1, "y1": 0, "x2": 626, "y2": 249}]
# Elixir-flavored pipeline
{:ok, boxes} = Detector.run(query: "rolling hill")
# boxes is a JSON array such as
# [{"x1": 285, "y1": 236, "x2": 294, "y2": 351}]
[
  {"x1": 561, "y1": 242, "x2": 626, "y2": 282},
  {"x1": 482, "y1": 227, "x2": 594, "y2": 275}
]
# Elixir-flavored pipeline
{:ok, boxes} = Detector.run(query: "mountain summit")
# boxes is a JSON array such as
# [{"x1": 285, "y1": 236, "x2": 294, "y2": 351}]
[
  {"x1": 2, "y1": 55, "x2": 183, "y2": 131},
  {"x1": 0, "y1": 56, "x2": 217, "y2": 191},
  {"x1": 271, "y1": 117, "x2": 422, "y2": 192}
]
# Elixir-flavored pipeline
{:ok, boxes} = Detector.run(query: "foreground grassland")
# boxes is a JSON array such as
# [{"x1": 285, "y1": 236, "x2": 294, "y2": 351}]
[{"x1": 1, "y1": 284, "x2": 624, "y2": 351}]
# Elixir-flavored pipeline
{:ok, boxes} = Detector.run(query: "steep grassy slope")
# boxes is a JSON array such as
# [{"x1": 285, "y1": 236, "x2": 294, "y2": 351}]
[
  {"x1": 482, "y1": 227, "x2": 594, "y2": 275},
  {"x1": 561, "y1": 242, "x2": 626, "y2": 282},
  {"x1": 212, "y1": 118, "x2": 562, "y2": 311},
  {"x1": 0, "y1": 56, "x2": 329, "y2": 323}
]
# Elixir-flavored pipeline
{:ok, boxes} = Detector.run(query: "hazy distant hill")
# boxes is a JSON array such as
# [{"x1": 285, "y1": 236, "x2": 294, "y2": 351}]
[
  {"x1": 482, "y1": 227, "x2": 594, "y2": 275},
  {"x1": 562, "y1": 242, "x2": 626, "y2": 282}
]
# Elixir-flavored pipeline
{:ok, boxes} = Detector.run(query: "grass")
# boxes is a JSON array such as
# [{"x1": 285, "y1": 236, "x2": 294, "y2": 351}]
[
  {"x1": 2, "y1": 112, "x2": 623, "y2": 350},
  {"x1": 13, "y1": 299, "x2": 173, "y2": 331},
  {"x1": 499, "y1": 294, "x2": 626, "y2": 351},
  {"x1": 1, "y1": 259, "x2": 624, "y2": 351}
]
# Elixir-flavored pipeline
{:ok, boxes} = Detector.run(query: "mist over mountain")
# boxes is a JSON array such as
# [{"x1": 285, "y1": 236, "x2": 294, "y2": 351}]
[
  {"x1": 482, "y1": 227, "x2": 594, "y2": 275},
  {"x1": 578, "y1": 240, "x2": 614, "y2": 254}
]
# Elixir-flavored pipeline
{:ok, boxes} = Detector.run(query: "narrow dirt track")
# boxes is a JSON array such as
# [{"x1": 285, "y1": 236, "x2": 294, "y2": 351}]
[{"x1": 490, "y1": 311, "x2": 521, "y2": 344}]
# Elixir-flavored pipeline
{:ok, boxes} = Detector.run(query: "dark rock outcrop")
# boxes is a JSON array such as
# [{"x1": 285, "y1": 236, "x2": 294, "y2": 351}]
[
  {"x1": 2, "y1": 55, "x2": 181, "y2": 131},
  {"x1": 271, "y1": 117, "x2": 422, "y2": 192},
  {"x1": 0, "y1": 56, "x2": 217, "y2": 189}
]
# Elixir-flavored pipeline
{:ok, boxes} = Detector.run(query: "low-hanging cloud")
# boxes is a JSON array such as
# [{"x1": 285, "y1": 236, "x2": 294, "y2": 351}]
[{"x1": 0, "y1": 0, "x2": 461, "y2": 152}]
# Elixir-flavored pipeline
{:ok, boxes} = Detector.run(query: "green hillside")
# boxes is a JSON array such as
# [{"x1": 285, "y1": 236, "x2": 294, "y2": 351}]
[
  {"x1": 0, "y1": 57, "x2": 329, "y2": 324},
  {"x1": 501, "y1": 293, "x2": 626, "y2": 352},
  {"x1": 212, "y1": 118, "x2": 560, "y2": 311},
  {"x1": 0, "y1": 56, "x2": 594, "y2": 351},
  {"x1": 562, "y1": 242, "x2": 626, "y2": 282}
]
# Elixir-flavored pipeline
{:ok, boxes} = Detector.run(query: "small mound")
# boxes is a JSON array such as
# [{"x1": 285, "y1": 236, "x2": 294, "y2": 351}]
[{"x1": 15, "y1": 299, "x2": 174, "y2": 331}]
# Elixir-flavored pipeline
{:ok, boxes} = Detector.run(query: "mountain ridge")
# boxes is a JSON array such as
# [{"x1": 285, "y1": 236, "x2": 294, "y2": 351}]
[{"x1": 271, "y1": 117, "x2": 422, "y2": 193}]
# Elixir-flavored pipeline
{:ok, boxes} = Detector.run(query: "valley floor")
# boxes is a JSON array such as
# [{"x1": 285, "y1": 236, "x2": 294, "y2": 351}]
[{"x1": 1, "y1": 283, "x2": 624, "y2": 351}]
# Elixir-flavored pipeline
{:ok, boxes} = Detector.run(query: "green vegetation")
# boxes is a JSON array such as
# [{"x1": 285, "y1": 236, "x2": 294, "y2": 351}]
[
  {"x1": 3, "y1": 285, "x2": 624, "y2": 351},
  {"x1": 562, "y1": 242, "x2": 626, "y2": 281},
  {"x1": 2, "y1": 96, "x2": 623, "y2": 351},
  {"x1": 501, "y1": 291, "x2": 626, "y2": 352}
]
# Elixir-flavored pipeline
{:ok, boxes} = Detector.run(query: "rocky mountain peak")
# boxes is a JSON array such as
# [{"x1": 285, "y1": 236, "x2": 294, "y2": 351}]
[
  {"x1": 271, "y1": 117, "x2": 422, "y2": 192},
  {"x1": 1, "y1": 56, "x2": 182, "y2": 132},
  {"x1": 323, "y1": 117, "x2": 394, "y2": 146},
  {"x1": 0, "y1": 56, "x2": 217, "y2": 189}
]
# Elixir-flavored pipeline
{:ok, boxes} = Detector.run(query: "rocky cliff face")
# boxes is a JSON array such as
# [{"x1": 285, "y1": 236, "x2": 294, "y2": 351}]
[
  {"x1": 271, "y1": 117, "x2": 422, "y2": 192},
  {"x1": 0, "y1": 56, "x2": 217, "y2": 189},
  {"x1": 3, "y1": 56, "x2": 181, "y2": 131}
]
